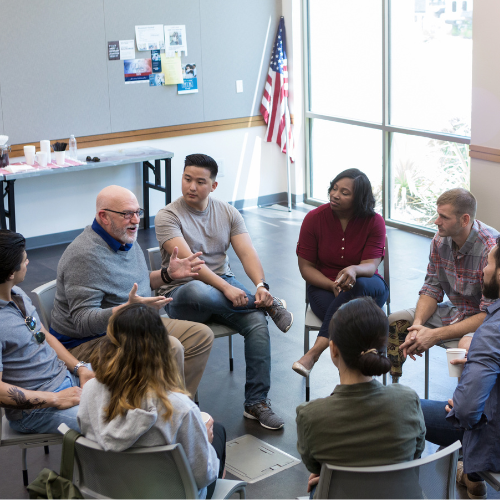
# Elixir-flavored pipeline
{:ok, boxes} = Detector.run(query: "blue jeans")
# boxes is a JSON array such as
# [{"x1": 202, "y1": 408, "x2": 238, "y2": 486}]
[
  {"x1": 8, "y1": 370, "x2": 81, "y2": 434},
  {"x1": 420, "y1": 399, "x2": 464, "y2": 447},
  {"x1": 166, "y1": 276, "x2": 270, "y2": 406},
  {"x1": 308, "y1": 275, "x2": 389, "y2": 338}
]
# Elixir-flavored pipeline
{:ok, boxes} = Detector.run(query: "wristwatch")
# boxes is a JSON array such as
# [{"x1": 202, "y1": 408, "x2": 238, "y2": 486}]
[
  {"x1": 73, "y1": 361, "x2": 87, "y2": 376},
  {"x1": 256, "y1": 281, "x2": 270, "y2": 291}
]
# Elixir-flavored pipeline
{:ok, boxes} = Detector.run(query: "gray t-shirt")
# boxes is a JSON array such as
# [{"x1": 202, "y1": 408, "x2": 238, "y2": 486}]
[
  {"x1": 155, "y1": 196, "x2": 248, "y2": 295},
  {"x1": 0, "y1": 287, "x2": 67, "y2": 420}
]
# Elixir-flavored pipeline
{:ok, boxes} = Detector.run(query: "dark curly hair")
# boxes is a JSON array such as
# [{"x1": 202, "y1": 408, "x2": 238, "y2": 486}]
[{"x1": 328, "y1": 168, "x2": 375, "y2": 218}]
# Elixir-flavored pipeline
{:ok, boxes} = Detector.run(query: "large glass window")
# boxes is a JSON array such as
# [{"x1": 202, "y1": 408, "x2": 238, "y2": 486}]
[{"x1": 306, "y1": 0, "x2": 472, "y2": 232}]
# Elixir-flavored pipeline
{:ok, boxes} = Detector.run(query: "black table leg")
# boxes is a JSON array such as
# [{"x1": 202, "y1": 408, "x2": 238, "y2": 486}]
[
  {"x1": 0, "y1": 180, "x2": 16, "y2": 231},
  {"x1": 142, "y1": 158, "x2": 172, "y2": 230}
]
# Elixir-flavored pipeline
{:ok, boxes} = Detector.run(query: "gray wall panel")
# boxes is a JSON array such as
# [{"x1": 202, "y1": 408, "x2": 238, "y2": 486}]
[
  {"x1": 104, "y1": 0, "x2": 205, "y2": 132},
  {"x1": 200, "y1": 0, "x2": 282, "y2": 122},
  {"x1": 0, "y1": 0, "x2": 111, "y2": 144}
]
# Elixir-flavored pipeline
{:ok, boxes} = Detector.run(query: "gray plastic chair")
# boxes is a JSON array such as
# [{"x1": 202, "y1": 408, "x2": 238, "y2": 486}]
[
  {"x1": 32, "y1": 279, "x2": 57, "y2": 329},
  {"x1": 314, "y1": 440, "x2": 461, "y2": 499},
  {"x1": 58, "y1": 423, "x2": 246, "y2": 499},
  {"x1": 147, "y1": 246, "x2": 240, "y2": 372},
  {"x1": 1, "y1": 408, "x2": 63, "y2": 486},
  {"x1": 302, "y1": 234, "x2": 391, "y2": 401},
  {"x1": 478, "y1": 470, "x2": 500, "y2": 491}
]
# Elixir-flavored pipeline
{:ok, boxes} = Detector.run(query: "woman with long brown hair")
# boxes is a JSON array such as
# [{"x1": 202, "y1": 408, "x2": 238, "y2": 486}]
[{"x1": 77, "y1": 303, "x2": 225, "y2": 499}]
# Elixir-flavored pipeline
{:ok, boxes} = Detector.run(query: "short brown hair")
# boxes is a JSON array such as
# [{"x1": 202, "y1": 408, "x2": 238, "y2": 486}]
[{"x1": 436, "y1": 188, "x2": 476, "y2": 220}]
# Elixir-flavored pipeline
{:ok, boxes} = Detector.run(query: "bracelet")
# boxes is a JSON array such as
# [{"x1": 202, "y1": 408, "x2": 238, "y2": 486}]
[
  {"x1": 73, "y1": 361, "x2": 87, "y2": 376},
  {"x1": 161, "y1": 266, "x2": 174, "y2": 284}
]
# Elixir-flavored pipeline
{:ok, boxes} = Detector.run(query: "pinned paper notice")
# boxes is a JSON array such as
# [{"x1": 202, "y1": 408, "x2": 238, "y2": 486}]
[
  {"x1": 164, "y1": 25, "x2": 188, "y2": 57},
  {"x1": 135, "y1": 25, "x2": 165, "y2": 51},
  {"x1": 119, "y1": 40, "x2": 135, "y2": 60},
  {"x1": 161, "y1": 54, "x2": 183, "y2": 84}
]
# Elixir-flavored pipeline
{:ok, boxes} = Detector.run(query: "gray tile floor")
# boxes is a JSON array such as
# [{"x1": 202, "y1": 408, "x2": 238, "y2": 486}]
[{"x1": 0, "y1": 204, "x2": 497, "y2": 498}]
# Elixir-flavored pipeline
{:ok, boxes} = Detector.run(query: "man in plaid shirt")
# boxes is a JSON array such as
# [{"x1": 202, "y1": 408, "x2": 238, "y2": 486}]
[{"x1": 388, "y1": 188, "x2": 499, "y2": 382}]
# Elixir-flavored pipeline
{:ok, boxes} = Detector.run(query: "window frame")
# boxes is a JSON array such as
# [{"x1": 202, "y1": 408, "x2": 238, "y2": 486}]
[{"x1": 302, "y1": 0, "x2": 471, "y2": 237}]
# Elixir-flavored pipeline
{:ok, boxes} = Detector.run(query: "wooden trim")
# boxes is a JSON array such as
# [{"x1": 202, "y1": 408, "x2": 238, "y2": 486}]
[
  {"x1": 469, "y1": 144, "x2": 500, "y2": 163},
  {"x1": 10, "y1": 115, "x2": 266, "y2": 156}
]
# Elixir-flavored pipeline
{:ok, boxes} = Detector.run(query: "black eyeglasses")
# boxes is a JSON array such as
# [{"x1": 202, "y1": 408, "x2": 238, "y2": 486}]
[
  {"x1": 25, "y1": 316, "x2": 45, "y2": 344},
  {"x1": 103, "y1": 208, "x2": 144, "y2": 220}
]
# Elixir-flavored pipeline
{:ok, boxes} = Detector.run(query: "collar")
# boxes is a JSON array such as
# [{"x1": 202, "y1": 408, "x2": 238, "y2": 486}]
[
  {"x1": 0, "y1": 286, "x2": 23, "y2": 310},
  {"x1": 91, "y1": 219, "x2": 133, "y2": 253},
  {"x1": 331, "y1": 379, "x2": 381, "y2": 396},
  {"x1": 486, "y1": 298, "x2": 500, "y2": 315},
  {"x1": 454, "y1": 220, "x2": 479, "y2": 255}
]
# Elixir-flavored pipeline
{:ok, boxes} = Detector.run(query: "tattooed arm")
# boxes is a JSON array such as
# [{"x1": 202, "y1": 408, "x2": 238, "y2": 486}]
[{"x1": 0, "y1": 373, "x2": 81, "y2": 410}]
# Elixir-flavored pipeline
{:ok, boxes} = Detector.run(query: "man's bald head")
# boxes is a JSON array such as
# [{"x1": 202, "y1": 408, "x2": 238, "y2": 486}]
[
  {"x1": 96, "y1": 185, "x2": 138, "y2": 213},
  {"x1": 95, "y1": 185, "x2": 141, "y2": 245}
]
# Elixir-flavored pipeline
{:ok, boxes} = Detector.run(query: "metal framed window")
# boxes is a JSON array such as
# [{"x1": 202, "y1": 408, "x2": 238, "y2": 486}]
[{"x1": 303, "y1": 0, "x2": 472, "y2": 236}]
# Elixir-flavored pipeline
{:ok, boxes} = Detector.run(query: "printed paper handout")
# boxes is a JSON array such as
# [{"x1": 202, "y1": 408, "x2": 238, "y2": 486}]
[
  {"x1": 164, "y1": 25, "x2": 188, "y2": 56},
  {"x1": 124, "y1": 59, "x2": 152, "y2": 84},
  {"x1": 161, "y1": 53, "x2": 183, "y2": 84},
  {"x1": 178, "y1": 63, "x2": 198, "y2": 94},
  {"x1": 119, "y1": 40, "x2": 135, "y2": 60},
  {"x1": 135, "y1": 25, "x2": 165, "y2": 51}
]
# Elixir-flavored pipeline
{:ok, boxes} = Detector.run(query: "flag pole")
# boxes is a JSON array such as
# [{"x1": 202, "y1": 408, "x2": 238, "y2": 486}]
[{"x1": 284, "y1": 95, "x2": 292, "y2": 212}]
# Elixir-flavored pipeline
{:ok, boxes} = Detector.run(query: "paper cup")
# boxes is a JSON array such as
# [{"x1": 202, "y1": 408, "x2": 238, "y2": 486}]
[
  {"x1": 55, "y1": 150, "x2": 66, "y2": 166},
  {"x1": 446, "y1": 348, "x2": 466, "y2": 377},
  {"x1": 24, "y1": 145, "x2": 36, "y2": 165},
  {"x1": 35, "y1": 151, "x2": 48, "y2": 167},
  {"x1": 200, "y1": 411, "x2": 211, "y2": 424}
]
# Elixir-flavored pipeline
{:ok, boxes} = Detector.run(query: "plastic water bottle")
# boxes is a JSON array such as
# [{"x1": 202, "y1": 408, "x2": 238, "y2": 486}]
[{"x1": 69, "y1": 135, "x2": 78, "y2": 160}]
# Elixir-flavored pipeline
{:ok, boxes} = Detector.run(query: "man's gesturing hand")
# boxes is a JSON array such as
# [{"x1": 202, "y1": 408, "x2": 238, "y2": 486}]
[
  {"x1": 168, "y1": 246, "x2": 204, "y2": 280},
  {"x1": 128, "y1": 283, "x2": 172, "y2": 310}
]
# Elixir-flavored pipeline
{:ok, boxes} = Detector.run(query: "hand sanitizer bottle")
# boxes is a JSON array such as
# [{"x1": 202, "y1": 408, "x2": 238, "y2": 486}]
[{"x1": 69, "y1": 135, "x2": 78, "y2": 160}]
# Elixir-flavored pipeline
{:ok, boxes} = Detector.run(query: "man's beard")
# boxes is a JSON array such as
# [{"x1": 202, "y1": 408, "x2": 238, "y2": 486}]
[
  {"x1": 483, "y1": 276, "x2": 500, "y2": 300},
  {"x1": 110, "y1": 219, "x2": 138, "y2": 244}
]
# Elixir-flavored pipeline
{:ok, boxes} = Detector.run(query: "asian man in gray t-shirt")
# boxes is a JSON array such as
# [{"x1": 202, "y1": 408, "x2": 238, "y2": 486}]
[{"x1": 155, "y1": 154, "x2": 293, "y2": 430}]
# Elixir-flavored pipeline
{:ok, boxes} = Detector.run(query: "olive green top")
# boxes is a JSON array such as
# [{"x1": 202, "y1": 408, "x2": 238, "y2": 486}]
[{"x1": 296, "y1": 380, "x2": 426, "y2": 474}]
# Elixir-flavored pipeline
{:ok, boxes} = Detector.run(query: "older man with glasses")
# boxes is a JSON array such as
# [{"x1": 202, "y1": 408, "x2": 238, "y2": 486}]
[
  {"x1": 50, "y1": 185, "x2": 214, "y2": 398},
  {"x1": 0, "y1": 230, "x2": 92, "y2": 434}
]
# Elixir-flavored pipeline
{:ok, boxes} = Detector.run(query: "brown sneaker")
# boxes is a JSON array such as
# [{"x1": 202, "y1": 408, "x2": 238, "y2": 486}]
[
  {"x1": 265, "y1": 297, "x2": 293, "y2": 333},
  {"x1": 457, "y1": 461, "x2": 487, "y2": 499},
  {"x1": 387, "y1": 319, "x2": 411, "y2": 381}
]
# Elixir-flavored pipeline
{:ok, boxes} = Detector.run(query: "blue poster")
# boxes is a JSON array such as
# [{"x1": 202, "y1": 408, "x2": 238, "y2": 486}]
[
  {"x1": 151, "y1": 50, "x2": 161, "y2": 72},
  {"x1": 177, "y1": 63, "x2": 198, "y2": 94}
]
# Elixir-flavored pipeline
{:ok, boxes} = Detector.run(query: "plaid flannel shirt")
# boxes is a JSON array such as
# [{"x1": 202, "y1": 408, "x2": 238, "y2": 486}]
[{"x1": 419, "y1": 220, "x2": 499, "y2": 325}]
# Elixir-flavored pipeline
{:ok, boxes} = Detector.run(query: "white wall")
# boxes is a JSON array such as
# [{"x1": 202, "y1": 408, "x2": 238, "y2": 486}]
[
  {"x1": 470, "y1": 0, "x2": 500, "y2": 229},
  {"x1": 15, "y1": 126, "x2": 288, "y2": 240}
]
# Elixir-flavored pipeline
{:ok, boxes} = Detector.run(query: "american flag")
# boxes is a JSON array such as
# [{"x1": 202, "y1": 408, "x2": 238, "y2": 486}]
[{"x1": 260, "y1": 17, "x2": 294, "y2": 161}]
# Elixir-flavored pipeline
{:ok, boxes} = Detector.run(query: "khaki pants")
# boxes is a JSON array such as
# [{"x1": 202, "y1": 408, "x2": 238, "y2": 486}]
[
  {"x1": 69, "y1": 317, "x2": 214, "y2": 398},
  {"x1": 387, "y1": 304, "x2": 474, "y2": 379}
]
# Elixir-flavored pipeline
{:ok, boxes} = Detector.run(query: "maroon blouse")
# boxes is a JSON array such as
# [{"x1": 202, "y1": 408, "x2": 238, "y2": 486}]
[{"x1": 296, "y1": 204, "x2": 386, "y2": 281}]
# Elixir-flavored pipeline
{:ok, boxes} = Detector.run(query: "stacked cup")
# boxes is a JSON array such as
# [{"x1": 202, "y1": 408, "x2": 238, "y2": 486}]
[{"x1": 23, "y1": 145, "x2": 36, "y2": 165}]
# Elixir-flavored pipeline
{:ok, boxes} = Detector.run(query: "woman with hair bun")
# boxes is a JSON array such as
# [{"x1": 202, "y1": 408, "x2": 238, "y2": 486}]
[
  {"x1": 296, "y1": 298, "x2": 425, "y2": 497},
  {"x1": 294, "y1": 168, "x2": 389, "y2": 377},
  {"x1": 77, "y1": 304, "x2": 225, "y2": 499}
]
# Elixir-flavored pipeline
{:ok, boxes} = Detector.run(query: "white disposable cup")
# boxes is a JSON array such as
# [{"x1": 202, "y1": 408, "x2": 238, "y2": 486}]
[
  {"x1": 24, "y1": 145, "x2": 36, "y2": 165},
  {"x1": 446, "y1": 348, "x2": 466, "y2": 377},
  {"x1": 200, "y1": 411, "x2": 211, "y2": 425},
  {"x1": 35, "y1": 151, "x2": 47, "y2": 167},
  {"x1": 55, "y1": 150, "x2": 66, "y2": 166}
]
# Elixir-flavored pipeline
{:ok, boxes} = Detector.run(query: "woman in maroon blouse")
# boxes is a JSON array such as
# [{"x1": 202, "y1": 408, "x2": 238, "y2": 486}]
[{"x1": 293, "y1": 168, "x2": 389, "y2": 376}]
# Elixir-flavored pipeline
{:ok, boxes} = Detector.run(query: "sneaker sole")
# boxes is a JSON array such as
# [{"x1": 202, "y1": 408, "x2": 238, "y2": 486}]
[
  {"x1": 243, "y1": 411, "x2": 284, "y2": 430},
  {"x1": 282, "y1": 312, "x2": 293, "y2": 333}
]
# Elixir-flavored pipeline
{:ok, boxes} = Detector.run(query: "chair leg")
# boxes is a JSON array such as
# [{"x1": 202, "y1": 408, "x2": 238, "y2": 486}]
[
  {"x1": 229, "y1": 336, "x2": 234, "y2": 372},
  {"x1": 425, "y1": 349, "x2": 430, "y2": 399},
  {"x1": 44, "y1": 446, "x2": 49, "y2": 454},
  {"x1": 22, "y1": 448, "x2": 28, "y2": 486},
  {"x1": 194, "y1": 390, "x2": 199, "y2": 406},
  {"x1": 304, "y1": 327, "x2": 310, "y2": 402}
]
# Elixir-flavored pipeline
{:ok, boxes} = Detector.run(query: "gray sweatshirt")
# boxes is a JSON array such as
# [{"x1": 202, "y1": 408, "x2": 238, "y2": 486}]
[{"x1": 77, "y1": 378, "x2": 218, "y2": 498}]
